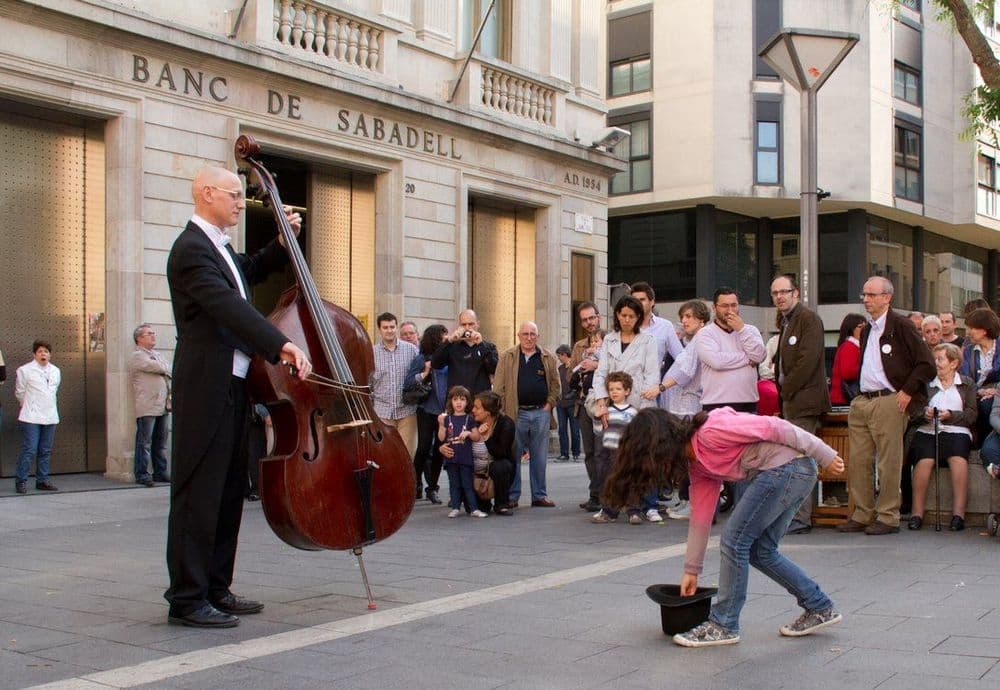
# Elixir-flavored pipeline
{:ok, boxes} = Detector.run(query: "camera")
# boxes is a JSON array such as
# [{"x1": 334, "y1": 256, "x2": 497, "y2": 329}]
[{"x1": 462, "y1": 330, "x2": 473, "y2": 339}]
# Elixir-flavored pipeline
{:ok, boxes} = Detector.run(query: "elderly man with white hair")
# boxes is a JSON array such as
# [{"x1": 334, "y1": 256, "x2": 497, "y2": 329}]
[{"x1": 493, "y1": 321, "x2": 561, "y2": 508}]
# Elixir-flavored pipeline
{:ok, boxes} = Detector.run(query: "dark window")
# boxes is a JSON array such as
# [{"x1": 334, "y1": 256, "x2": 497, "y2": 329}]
[
  {"x1": 715, "y1": 212, "x2": 758, "y2": 305},
  {"x1": 571, "y1": 253, "x2": 594, "y2": 344},
  {"x1": 609, "y1": 12, "x2": 651, "y2": 96},
  {"x1": 770, "y1": 213, "x2": 851, "y2": 304},
  {"x1": 893, "y1": 62, "x2": 921, "y2": 105},
  {"x1": 608, "y1": 211, "x2": 697, "y2": 302},
  {"x1": 754, "y1": 0, "x2": 781, "y2": 79},
  {"x1": 978, "y1": 153, "x2": 998, "y2": 216},
  {"x1": 755, "y1": 99, "x2": 781, "y2": 185},
  {"x1": 894, "y1": 123, "x2": 922, "y2": 202},
  {"x1": 978, "y1": 153, "x2": 995, "y2": 188},
  {"x1": 608, "y1": 114, "x2": 651, "y2": 195},
  {"x1": 867, "y1": 216, "x2": 914, "y2": 309}
]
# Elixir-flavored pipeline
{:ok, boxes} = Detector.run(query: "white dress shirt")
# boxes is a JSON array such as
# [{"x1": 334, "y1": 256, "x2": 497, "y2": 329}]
[
  {"x1": 860, "y1": 312, "x2": 894, "y2": 393},
  {"x1": 15, "y1": 359, "x2": 60, "y2": 424},
  {"x1": 190, "y1": 214, "x2": 251, "y2": 378}
]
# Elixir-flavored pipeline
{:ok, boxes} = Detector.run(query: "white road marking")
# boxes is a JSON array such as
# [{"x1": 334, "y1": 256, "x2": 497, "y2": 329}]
[{"x1": 27, "y1": 538, "x2": 712, "y2": 689}]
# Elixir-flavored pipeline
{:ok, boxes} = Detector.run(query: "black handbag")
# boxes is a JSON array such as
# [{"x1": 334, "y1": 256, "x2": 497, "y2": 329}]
[
  {"x1": 402, "y1": 378, "x2": 432, "y2": 405},
  {"x1": 841, "y1": 379, "x2": 861, "y2": 402}
]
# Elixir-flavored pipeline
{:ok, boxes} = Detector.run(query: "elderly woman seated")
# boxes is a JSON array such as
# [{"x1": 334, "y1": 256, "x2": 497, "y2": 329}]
[{"x1": 908, "y1": 343, "x2": 978, "y2": 532}]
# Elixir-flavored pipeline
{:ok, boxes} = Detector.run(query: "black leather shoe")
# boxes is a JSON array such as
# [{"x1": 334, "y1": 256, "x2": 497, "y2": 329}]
[
  {"x1": 153, "y1": 474, "x2": 171, "y2": 483},
  {"x1": 15, "y1": 481, "x2": 27, "y2": 494},
  {"x1": 35, "y1": 481, "x2": 59, "y2": 491},
  {"x1": 908, "y1": 515, "x2": 923, "y2": 531},
  {"x1": 579, "y1": 499, "x2": 601, "y2": 512},
  {"x1": 246, "y1": 491, "x2": 260, "y2": 502},
  {"x1": 426, "y1": 490, "x2": 442, "y2": 505},
  {"x1": 210, "y1": 593, "x2": 264, "y2": 615},
  {"x1": 949, "y1": 515, "x2": 965, "y2": 532},
  {"x1": 168, "y1": 604, "x2": 239, "y2": 628},
  {"x1": 137, "y1": 477, "x2": 155, "y2": 487}
]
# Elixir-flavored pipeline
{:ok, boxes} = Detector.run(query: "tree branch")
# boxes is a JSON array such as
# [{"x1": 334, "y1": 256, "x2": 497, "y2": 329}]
[{"x1": 940, "y1": 0, "x2": 1000, "y2": 91}]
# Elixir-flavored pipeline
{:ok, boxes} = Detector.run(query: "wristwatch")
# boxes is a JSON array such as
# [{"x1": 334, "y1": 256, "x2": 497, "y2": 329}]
[{"x1": 658, "y1": 383, "x2": 666, "y2": 392}]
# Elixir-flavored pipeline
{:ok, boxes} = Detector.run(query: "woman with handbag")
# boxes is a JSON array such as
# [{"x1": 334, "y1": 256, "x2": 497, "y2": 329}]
[
  {"x1": 411, "y1": 324, "x2": 449, "y2": 504},
  {"x1": 466, "y1": 391, "x2": 516, "y2": 515}
]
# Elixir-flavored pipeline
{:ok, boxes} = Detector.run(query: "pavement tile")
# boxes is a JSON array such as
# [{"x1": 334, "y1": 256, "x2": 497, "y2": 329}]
[
  {"x1": 0, "y1": 647, "x2": 97, "y2": 688},
  {"x1": 876, "y1": 672, "x2": 999, "y2": 689},
  {"x1": 825, "y1": 647, "x2": 995, "y2": 679},
  {"x1": 1, "y1": 622, "x2": 80, "y2": 653},
  {"x1": 28, "y1": 637, "x2": 171, "y2": 671},
  {"x1": 933, "y1": 634, "x2": 1000, "y2": 658}
]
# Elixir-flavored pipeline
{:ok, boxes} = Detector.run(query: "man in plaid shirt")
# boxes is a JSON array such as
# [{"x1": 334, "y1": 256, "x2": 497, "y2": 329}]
[{"x1": 372, "y1": 312, "x2": 423, "y2": 457}]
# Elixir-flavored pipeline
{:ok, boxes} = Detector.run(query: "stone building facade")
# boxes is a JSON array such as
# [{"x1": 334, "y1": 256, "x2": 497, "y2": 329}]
[{"x1": 0, "y1": 0, "x2": 619, "y2": 480}]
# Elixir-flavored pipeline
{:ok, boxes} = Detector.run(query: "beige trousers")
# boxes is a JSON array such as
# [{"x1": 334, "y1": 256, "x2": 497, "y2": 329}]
[
  {"x1": 385, "y1": 414, "x2": 418, "y2": 458},
  {"x1": 847, "y1": 395, "x2": 909, "y2": 528}
]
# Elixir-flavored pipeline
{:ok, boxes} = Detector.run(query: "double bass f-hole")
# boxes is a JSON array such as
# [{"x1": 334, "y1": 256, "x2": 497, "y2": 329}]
[{"x1": 302, "y1": 408, "x2": 322, "y2": 461}]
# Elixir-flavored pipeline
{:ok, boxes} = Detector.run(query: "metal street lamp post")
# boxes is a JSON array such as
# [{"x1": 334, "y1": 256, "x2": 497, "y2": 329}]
[{"x1": 759, "y1": 29, "x2": 859, "y2": 309}]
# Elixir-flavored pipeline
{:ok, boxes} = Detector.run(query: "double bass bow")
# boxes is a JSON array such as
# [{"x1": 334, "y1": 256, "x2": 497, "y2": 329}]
[{"x1": 235, "y1": 135, "x2": 415, "y2": 608}]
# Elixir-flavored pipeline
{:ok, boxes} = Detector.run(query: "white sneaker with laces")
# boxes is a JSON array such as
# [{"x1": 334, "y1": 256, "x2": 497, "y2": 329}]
[
  {"x1": 667, "y1": 500, "x2": 691, "y2": 520},
  {"x1": 447, "y1": 509, "x2": 460, "y2": 518},
  {"x1": 646, "y1": 508, "x2": 664, "y2": 523},
  {"x1": 470, "y1": 509, "x2": 488, "y2": 518}
]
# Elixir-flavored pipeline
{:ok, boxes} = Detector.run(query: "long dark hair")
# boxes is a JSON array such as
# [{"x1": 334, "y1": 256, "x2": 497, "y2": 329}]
[
  {"x1": 419, "y1": 324, "x2": 448, "y2": 356},
  {"x1": 601, "y1": 408, "x2": 708, "y2": 509},
  {"x1": 837, "y1": 313, "x2": 866, "y2": 346}
]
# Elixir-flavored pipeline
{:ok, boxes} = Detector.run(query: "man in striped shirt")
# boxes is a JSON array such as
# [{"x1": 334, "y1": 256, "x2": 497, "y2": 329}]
[{"x1": 372, "y1": 312, "x2": 423, "y2": 457}]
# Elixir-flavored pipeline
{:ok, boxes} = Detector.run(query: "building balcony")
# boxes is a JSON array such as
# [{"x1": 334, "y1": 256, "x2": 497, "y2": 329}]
[
  {"x1": 239, "y1": 0, "x2": 400, "y2": 83},
  {"x1": 451, "y1": 56, "x2": 567, "y2": 130}
]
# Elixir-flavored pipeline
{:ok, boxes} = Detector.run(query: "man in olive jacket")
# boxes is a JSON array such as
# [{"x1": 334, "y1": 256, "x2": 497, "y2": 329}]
[
  {"x1": 840, "y1": 276, "x2": 934, "y2": 536},
  {"x1": 493, "y1": 321, "x2": 561, "y2": 507},
  {"x1": 771, "y1": 275, "x2": 831, "y2": 534}
]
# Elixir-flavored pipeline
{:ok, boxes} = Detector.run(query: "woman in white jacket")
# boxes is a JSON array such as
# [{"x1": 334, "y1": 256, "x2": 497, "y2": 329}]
[
  {"x1": 14, "y1": 340, "x2": 61, "y2": 494},
  {"x1": 589, "y1": 295, "x2": 661, "y2": 523}
]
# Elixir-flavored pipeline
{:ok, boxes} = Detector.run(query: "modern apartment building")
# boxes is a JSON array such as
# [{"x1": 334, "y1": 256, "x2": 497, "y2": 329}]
[
  {"x1": 606, "y1": 0, "x2": 999, "y2": 332},
  {"x1": 0, "y1": 0, "x2": 618, "y2": 481}
]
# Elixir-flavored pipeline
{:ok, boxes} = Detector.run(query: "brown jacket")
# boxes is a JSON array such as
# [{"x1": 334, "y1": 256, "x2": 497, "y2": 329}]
[
  {"x1": 493, "y1": 345, "x2": 561, "y2": 429},
  {"x1": 128, "y1": 346, "x2": 172, "y2": 418},
  {"x1": 775, "y1": 303, "x2": 831, "y2": 419},
  {"x1": 859, "y1": 308, "x2": 935, "y2": 415}
]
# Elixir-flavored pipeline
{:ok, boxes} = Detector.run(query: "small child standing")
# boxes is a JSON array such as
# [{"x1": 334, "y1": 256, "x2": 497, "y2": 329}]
[
  {"x1": 439, "y1": 386, "x2": 488, "y2": 518},
  {"x1": 592, "y1": 371, "x2": 659, "y2": 524}
]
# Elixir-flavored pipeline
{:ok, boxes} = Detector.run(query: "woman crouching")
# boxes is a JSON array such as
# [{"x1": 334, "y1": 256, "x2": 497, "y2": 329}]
[{"x1": 603, "y1": 407, "x2": 845, "y2": 647}]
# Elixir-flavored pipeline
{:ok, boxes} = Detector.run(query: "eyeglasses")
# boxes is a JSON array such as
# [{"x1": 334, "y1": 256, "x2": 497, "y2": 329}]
[
  {"x1": 210, "y1": 185, "x2": 244, "y2": 201},
  {"x1": 859, "y1": 292, "x2": 887, "y2": 299},
  {"x1": 770, "y1": 289, "x2": 794, "y2": 298},
  {"x1": 518, "y1": 332, "x2": 538, "y2": 338}
]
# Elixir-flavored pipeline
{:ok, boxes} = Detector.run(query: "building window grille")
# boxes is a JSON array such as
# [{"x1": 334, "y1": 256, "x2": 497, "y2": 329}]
[
  {"x1": 894, "y1": 124, "x2": 922, "y2": 202},
  {"x1": 893, "y1": 63, "x2": 921, "y2": 105},
  {"x1": 609, "y1": 118, "x2": 651, "y2": 195}
]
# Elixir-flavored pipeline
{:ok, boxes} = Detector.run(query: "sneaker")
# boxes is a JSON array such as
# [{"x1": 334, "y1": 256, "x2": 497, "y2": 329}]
[
  {"x1": 447, "y1": 509, "x2": 460, "y2": 518},
  {"x1": 673, "y1": 620, "x2": 740, "y2": 647},
  {"x1": 628, "y1": 513, "x2": 643, "y2": 525},
  {"x1": 15, "y1": 481, "x2": 27, "y2": 494},
  {"x1": 660, "y1": 494, "x2": 684, "y2": 512},
  {"x1": 779, "y1": 608, "x2": 842, "y2": 637},
  {"x1": 470, "y1": 509, "x2": 488, "y2": 518},
  {"x1": 645, "y1": 508, "x2": 664, "y2": 523},
  {"x1": 591, "y1": 511, "x2": 616, "y2": 523},
  {"x1": 667, "y1": 501, "x2": 691, "y2": 520}
]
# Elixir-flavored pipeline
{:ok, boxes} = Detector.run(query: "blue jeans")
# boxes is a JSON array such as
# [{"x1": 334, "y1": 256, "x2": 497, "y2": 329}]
[
  {"x1": 556, "y1": 405, "x2": 581, "y2": 457},
  {"x1": 710, "y1": 457, "x2": 834, "y2": 633},
  {"x1": 134, "y1": 415, "x2": 169, "y2": 481},
  {"x1": 981, "y1": 431, "x2": 1000, "y2": 467},
  {"x1": 445, "y1": 463, "x2": 478, "y2": 511},
  {"x1": 510, "y1": 408, "x2": 551, "y2": 501},
  {"x1": 16, "y1": 422, "x2": 56, "y2": 484}
]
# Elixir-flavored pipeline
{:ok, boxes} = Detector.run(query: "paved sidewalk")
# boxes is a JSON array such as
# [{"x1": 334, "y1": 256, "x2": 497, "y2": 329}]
[{"x1": 1, "y1": 462, "x2": 999, "y2": 689}]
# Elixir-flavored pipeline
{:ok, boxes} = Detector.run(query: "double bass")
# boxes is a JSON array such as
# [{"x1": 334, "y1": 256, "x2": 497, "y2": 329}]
[{"x1": 236, "y1": 135, "x2": 415, "y2": 607}]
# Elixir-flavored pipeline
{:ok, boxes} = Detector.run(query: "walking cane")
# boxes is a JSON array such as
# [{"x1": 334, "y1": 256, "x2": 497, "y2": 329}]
[{"x1": 933, "y1": 407, "x2": 941, "y2": 532}]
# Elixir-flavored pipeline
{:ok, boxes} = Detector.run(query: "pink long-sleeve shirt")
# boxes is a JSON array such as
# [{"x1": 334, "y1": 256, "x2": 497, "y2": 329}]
[{"x1": 683, "y1": 408, "x2": 838, "y2": 574}]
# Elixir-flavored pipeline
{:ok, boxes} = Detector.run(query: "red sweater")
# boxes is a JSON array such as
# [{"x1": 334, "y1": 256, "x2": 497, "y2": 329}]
[{"x1": 829, "y1": 338, "x2": 861, "y2": 405}]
